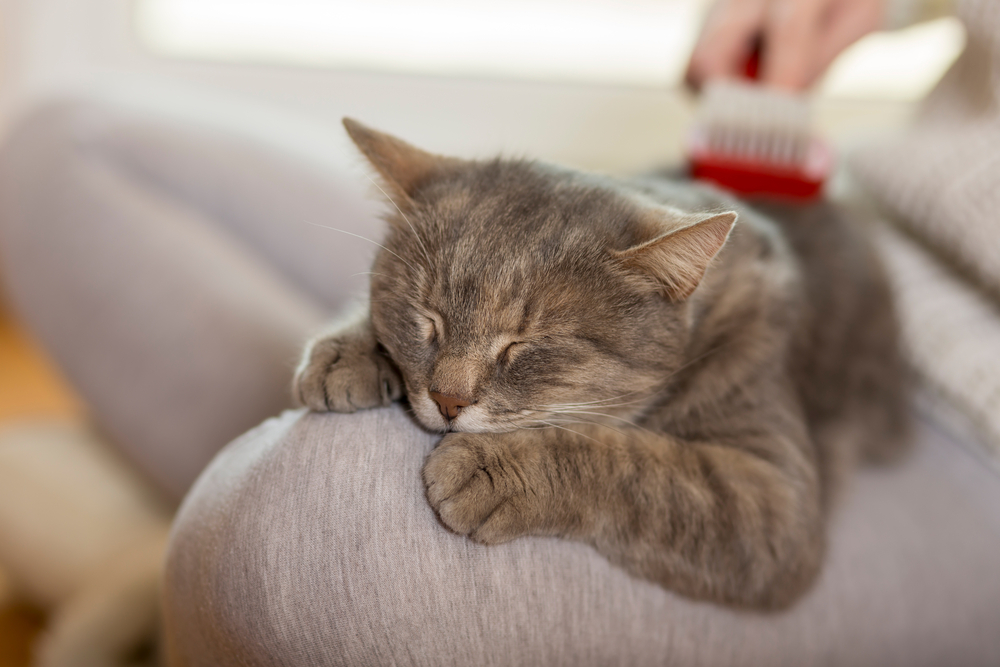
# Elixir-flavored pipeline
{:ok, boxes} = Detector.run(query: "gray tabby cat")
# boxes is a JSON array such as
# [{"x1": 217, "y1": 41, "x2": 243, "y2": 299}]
[{"x1": 294, "y1": 119, "x2": 910, "y2": 609}]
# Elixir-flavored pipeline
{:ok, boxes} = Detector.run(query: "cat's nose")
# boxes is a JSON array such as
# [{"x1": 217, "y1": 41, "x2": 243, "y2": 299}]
[{"x1": 429, "y1": 391, "x2": 472, "y2": 421}]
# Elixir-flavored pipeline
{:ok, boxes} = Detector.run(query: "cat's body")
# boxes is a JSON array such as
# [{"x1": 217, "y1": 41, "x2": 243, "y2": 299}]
[{"x1": 295, "y1": 120, "x2": 909, "y2": 609}]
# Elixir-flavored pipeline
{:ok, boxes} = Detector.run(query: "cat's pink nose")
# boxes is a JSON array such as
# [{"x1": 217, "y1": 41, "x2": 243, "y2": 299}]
[{"x1": 430, "y1": 391, "x2": 472, "y2": 420}]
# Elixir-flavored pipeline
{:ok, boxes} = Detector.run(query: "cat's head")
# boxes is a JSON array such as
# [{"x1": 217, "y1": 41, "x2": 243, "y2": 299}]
[{"x1": 345, "y1": 119, "x2": 736, "y2": 434}]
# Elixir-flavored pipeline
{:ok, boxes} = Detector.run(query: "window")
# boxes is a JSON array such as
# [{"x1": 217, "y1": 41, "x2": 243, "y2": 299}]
[
  {"x1": 135, "y1": 0, "x2": 964, "y2": 99},
  {"x1": 135, "y1": 0, "x2": 704, "y2": 87}
]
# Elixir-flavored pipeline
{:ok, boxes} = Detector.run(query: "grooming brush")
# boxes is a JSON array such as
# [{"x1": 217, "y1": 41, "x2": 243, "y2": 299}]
[{"x1": 686, "y1": 44, "x2": 833, "y2": 201}]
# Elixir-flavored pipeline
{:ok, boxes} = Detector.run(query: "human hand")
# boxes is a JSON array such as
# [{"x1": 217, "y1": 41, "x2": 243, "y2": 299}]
[{"x1": 685, "y1": 0, "x2": 886, "y2": 90}]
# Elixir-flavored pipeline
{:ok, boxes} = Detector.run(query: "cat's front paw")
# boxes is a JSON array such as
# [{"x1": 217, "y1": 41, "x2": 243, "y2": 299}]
[
  {"x1": 294, "y1": 333, "x2": 403, "y2": 413},
  {"x1": 422, "y1": 432, "x2": 549, "y2": 545}
]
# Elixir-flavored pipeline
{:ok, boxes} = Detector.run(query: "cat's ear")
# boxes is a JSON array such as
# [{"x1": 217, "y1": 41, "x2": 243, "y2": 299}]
[
  {"x1": 613, "y1": 211, "x2": 737, "y2": 301},
  {"x1": 343, "y1": 118, "x2": 461, "y2": 204}
]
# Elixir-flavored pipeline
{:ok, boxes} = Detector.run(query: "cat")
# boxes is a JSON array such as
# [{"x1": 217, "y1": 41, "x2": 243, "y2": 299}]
[{"x1": 293, "y1": 118, "x2": 910, "y2": 610}]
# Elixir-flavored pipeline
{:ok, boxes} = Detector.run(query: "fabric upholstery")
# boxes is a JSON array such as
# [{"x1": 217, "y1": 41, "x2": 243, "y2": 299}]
[
  {"x1": 853, "y1": 0, "x2": 1000, "y2": 302},
  {"x1": 850, "y1": 0, "x2": 1000, "y2": 459},
  {"x1": 0, "y1": 102, "x2": 337, "y2": 498},
  {"x1": 80, "y1": 103, "x2": 384, "y2": 310},
  {"x1": 874, "y1": 223, "x2": 1000, "y2": 459},
  {"x1": 164, "y1": 405, "x2": 1000, "y2": 667}
]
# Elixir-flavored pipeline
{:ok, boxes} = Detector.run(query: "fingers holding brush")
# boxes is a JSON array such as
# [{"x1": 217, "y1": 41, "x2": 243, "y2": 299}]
[
  {"x1": 810, "y1": 0, "x2": 887, "y2": 82},
  {"x1": 686, "y1": 0, "x2": 769, "y2": 88},
  {"x1": 686, "y1": 0, "x2": 887, "y2": 91},
  {"x1": 762, "y1": 0, "x2": 829, "y2": 88}
]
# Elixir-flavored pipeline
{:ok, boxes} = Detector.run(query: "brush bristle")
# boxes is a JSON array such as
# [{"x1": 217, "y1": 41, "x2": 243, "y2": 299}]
[{"x1": 696, "y1": 81, "x2": 812, "y2": 166}]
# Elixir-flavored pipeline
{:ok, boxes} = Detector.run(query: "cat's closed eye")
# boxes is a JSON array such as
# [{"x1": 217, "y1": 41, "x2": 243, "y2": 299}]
[
  {"x1": 418, "y1": 313, "x2": 443, "y2": 345},
  {"x1": 498, "y1": 341, "x2": 522, "y2": 365}
]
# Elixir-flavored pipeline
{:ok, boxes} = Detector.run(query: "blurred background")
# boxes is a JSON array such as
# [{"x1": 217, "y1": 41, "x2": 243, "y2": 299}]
[
  {"x1": 0, "y1": 0, "x2": 963, "y2": 170},
  {"x1": 0, "y1": 0, "x2": 974, "y2": 663}
]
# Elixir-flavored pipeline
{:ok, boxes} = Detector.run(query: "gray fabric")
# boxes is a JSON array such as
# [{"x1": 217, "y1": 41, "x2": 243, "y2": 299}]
[
  {"x1": 78, "y1": 103, "x2": 383, "y2": 309},
  {"x1": 0, "y1": 101, "x2": 378, "y2": 498},
  {"x1": 852, "y1": 0, "x2": 1000, "y2": 303},
  {"x1": 164, "y1": 405, "x2": 1000, "y2": 667},
  {"x1": 873, "y1": 221, "x2": 1000, "y2": 460}
]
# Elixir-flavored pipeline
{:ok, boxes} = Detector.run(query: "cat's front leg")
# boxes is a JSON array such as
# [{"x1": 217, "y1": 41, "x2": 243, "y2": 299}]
[
  {"x1": 294, "y1": 307, "x2": 403, "y2": 412},
  {"x1": 424, "y1": 420, "x2": 825, "y2": 608}
]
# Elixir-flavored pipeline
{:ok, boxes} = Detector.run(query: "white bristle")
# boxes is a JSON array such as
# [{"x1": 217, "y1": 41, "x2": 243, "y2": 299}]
[{"x1": 695, "y1": 80, "x2": 813, "y2": 166}]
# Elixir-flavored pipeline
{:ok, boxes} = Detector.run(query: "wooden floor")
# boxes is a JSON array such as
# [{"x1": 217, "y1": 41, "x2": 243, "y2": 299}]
[
  {"x1": 0, "y1": 307, "x2": 84, "y2": 424},
  {"x1": 0, "y1": 607, "x2": 44, "y2": 667},
  {"x1": 0, "y1": 301, "x2": 85, "y2": 665}
]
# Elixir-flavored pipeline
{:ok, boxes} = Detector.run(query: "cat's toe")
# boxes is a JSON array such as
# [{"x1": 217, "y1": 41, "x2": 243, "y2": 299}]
[
  {"x1": 469, "y1": 500, "x2": 531, "y2": 545},
  {"x1": 294, "y1": 338, "x2": 402, "y2": 413},
  {"x1": 422, "y1": 435, "x2": 482, "y2": 512},
  {"x1": 423, "y1": 433, "x2": 537, "y2": 541},
  {"x1": 437, "y1": 492, "x2": 505, "y2": 537},
  {"x1": 293, "y1": 346, "x2": 340, "y2": 412}
]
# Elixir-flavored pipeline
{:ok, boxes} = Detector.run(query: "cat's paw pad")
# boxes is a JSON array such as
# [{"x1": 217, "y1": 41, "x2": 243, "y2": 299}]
[
  {"x1": 422, "y1": 432, "x2": 542, "y2": 545},
  {"x1": 294, "y1": 335, "x2": 402, "y2": 412}
]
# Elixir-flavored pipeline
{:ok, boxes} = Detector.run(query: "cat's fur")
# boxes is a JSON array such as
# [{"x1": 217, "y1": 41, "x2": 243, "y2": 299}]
[{"x1": 294, "y1": 119, "x2": 910, "y2": 609}]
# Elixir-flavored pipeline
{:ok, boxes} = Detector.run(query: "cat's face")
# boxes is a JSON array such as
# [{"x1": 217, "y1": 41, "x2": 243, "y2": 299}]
[
  {"x1": 346, "y1": 119, "x2": 735, "y2": 433},
  {"x1": 369, "y1": 178, "x2": 684, "y2": 433}
]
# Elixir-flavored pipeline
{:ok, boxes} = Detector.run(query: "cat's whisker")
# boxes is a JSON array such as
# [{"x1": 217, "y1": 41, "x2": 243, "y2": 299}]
[
  {"x1": 305, "y1": 221, "x2": 418, "y2": 273},
  {"x1": 364, "y1": 174, "x2": 433, "y2": 268},
  {"x1": 551, "y1": 410, "x2": 658, "y2": 437},
  {"x1": 519, "y1": 416, "x2": 588, "y2": 429},
  {"x1": 522, "y1": 410, "x2": 670, "y2": 449},
  {"x1": 519, "y1": 415, "x2": 577, "y2": 426},
  {"x1": 554, "y1": 414, "x2": 630, "y2": 438},
  {"x1": 561, "y1": 386, "x2": 656, "y2": 404},
  {"x1": 539, "y1": 387, "x2": 659, "y2": 411},
  {"x1": 542, "y1": 395, "x2": 655, "y2": 412},
  {"x1": 529, "y1": 418, "x2": 587, "y2": 427},
  {"x1": 516, "y1": 423, "x2": 579, "y2": 431},
  {"x1": 524, "y1": 419, "x2": 643, "y2": 453},
  {"x1": 550, "y1": 405, "x2": 643, "y2": 418},
  {"x1": 539, "y1": 338, "x2": 740, "y2": 414},
  {"x1": 560, "y1": 400, "x2": 650, "y2": 411},
  {"x1": 532, "y1": 420, "x2": 606, "y2": 446}
]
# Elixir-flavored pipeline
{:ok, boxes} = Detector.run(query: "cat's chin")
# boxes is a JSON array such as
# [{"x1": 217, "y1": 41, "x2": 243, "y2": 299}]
[
  {"x1": 419, "y1": 419, "x2": 524, "y2": 435},
  {"x1": 410, "y1": 406, "x2": 528, "y2": 435}
]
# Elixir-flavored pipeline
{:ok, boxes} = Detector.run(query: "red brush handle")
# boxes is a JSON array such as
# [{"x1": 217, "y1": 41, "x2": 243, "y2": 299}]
[
  {"x1": 744, "y1": 38, "x2": 762, "y2": 81},
  {"x1": 690, "y1": 156, "x2": 825, "y2": 201}
]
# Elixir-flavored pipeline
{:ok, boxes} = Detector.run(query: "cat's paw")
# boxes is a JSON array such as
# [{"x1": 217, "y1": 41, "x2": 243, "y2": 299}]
[
  {"x1": 422, "y1": 432, "x2": 547, "y2": 545},
  {"x1": 294, "y1": 333, "x2": 403, "y2": 412}
]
